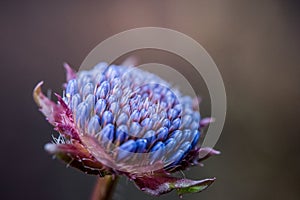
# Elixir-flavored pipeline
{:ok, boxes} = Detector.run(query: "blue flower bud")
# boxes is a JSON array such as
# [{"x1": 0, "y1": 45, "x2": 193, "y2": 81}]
[
  {"x1": 94, "y1": 73, "x2": 106, "y2": 85},
  {"x1": 121, "y1": 104, "x2": 130, "y2": 115},
  {"x1": 78, "y1": 72, "x2": 92, "y2": 89},
  {"x1": 191, "y1": 130, "x2": 200, "y2": 148},
  {"x1": 85, "y1": 94, "x2": 95, "y2": 112},
  {"x1": 173, "y1": 104, "x2": 182, "y2": 114},
  {"x1": 100, "y1": 123, "x2": 114, "y2": 142},
  {"x1": 66, "y1": 79, "x2": 78, "y2": 97},
  {"x1": 190, "y1": 121, "x2": 199, "y2": 130},
  {"x1": 166, "y1": 149, "x2": 185, "y2": 166},
  {"x1": 116, "y1": 112, "x2": 129, "y2": 126},
  {"x1": 107, "y1": 94, "x2": 117, "y2": 105},
  {"x1": 109, "y1": 101, "x2": 119, "y2": 114},
  {"x1": 101, "y1": 111, "x2": 114, "y2": 126},
  {"x1": 117, "y1": 140, "x2": 137, "y2": 161},
  {"x1": 75, "y1": 102, "x2": 91, "y2": 129},
  {"x1": 115, "y1": 125, "x2": 128, "y2": 145},
  {"x1": 135, "y1": 139, "x2": 147, "y2": 153},
  {"x1": 82, "y1": 83, "x2": 94, "y2": 99},
  {"x1": 70, "y1": 93, "x2": 81, "y2": 111},
  {"x1": 169, "y1": 118, "x2": 181, "y2": 132},
  {"x1": 130, "y1": 122, "x2": 142, "y2": 137},
  {"x1": 95, "y1": 99, "x2": 107, "y2": 116},
  {"x1": 164, "y1": 138, "x2": 176, "y2": 153},
  {"x1": 168, "y1": 108, "x2": 180, "y2": 121},
  {"x1": 141, "y1": 118, "x2": 154, "y2": 130},
  {"x1": 181, "y1": 115, "x2": 193, "y2": 129},
  {"x1": 182, "y1": 129, "x2": 192, "y2": 142},
  {"x1": 130, "y1": 110, "x2": 140, "y2": 122},
  {"x1": 169, "y1": 130, "x2": 183, "y2": 143},
  {"x1": 162, "y1": 118, "x2": 171, "y2": 128},
  {"x1": 87, "y1": 115, "x2": 101, "y2": 135},
  {"x1": 105, "y1": 66, "x2": 120, "y2": 79},
  {"x1": 111, "y1": 77, "x2": 121, "y2": 89},
  {"x1": 156, "y1": 127, "x2": 169, "y2": 141},
  {"x1": 96, "y1": 81, "x2": 110, "y2": 99},
  {"x1": 180, "y1": 141, "x2": 192, "y2": 155},
  {"x1": 143, "y1": 130, "x2": 156, "y2": 145},
  {"x1": 150, "y1": 141, "x2": 165, "y2": 164},
  {"x1": 193, "y1": 112, "x2": 201, "y2": 122}
]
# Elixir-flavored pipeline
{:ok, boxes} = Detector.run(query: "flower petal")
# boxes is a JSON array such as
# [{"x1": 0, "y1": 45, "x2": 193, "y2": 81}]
[
  {"x1": 166, "y1": 147, "x2": 220, "y2": 172},
  {"x1": 174, "y1": 178, "x2": 216, "y2": 196},
  {"x1": 45, "y1": 141, "x2": 111, "y2": 176},
  {"x1": 33, "y1": 81, "x2": 79, "y2": 139},
  {"x1": 33, "y1": 81, "x2": 60, "y2": 125},
  {"x1": 63, "y1": 63, "x2": 77, "y2": 82},
  {"x1": 79, "y1": 134, "x2": 165, "y2": 175},
  {"x1": 198, "y1": 147, "x2": 221, "y2": 163},
  {"x1": 79, "y1": 134, "x2": 117, "y2": 171},
  {"x1": 200, "y1": 117, "x2": 215, "y2": 128},
  {"x1": 132, "y1": 172, "x2": 215, "y2": 196}
]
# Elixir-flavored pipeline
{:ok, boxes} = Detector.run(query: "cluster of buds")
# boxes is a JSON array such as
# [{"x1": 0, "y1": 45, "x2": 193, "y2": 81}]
[{"x1": 33, "y1": 62, "x2": 219, "y2": 197}]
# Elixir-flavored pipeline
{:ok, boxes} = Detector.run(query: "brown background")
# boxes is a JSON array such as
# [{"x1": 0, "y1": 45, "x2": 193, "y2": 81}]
[{"x1": 0, "y1": 1, "x2": 299, "y2": 200}]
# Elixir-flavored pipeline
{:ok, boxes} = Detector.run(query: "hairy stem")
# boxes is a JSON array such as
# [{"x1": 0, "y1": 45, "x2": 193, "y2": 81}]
[{"x1": 91, "y1": 175, "x2": 119, "y2": 200}]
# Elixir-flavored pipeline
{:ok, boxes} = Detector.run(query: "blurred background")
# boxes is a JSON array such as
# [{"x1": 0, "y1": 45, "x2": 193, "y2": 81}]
[{"x1": 0, "y1": 1, "x2": 299, "y2": 199}]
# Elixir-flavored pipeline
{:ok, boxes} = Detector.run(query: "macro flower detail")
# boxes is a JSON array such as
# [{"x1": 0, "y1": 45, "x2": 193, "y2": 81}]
[{"x1": 33, "y1": 62, "x2": 220, "y2": 197}]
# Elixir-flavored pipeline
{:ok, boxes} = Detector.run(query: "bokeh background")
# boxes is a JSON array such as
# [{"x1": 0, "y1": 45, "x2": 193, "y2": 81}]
[{"x1": 1, "y1": 1, "x2": 299, "y2": 199}]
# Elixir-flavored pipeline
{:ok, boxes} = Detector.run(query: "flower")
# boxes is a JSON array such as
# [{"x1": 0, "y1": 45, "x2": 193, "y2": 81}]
[{"x1": 33, "y1": 62, "x2": 220, "y2": 197}]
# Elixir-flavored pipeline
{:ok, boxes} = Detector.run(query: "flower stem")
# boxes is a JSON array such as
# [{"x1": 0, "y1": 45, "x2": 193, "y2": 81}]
[{"x1": 91, "y1": 175, "x2": 119, "y2": 200}]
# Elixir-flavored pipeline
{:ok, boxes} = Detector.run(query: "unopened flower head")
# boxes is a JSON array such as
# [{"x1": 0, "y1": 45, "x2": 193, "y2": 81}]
[{"x1": 33, "y1": 62, "x2": 219, "y2": 196}]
